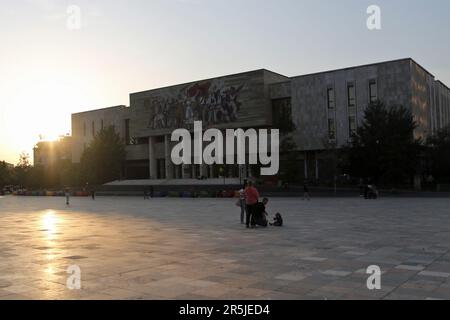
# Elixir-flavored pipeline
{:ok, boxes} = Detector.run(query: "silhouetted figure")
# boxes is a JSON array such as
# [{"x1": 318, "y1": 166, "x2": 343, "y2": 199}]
[
  {"x1": 244, "y1": 181, "x2": 259, "y2": 229},
  {"x1": 359, "y1": 179, "x2": 365, "y2": 197},
  {"x1": 253, "y1": 198, "x2": 269, "y2": 227},
  {"x1": 65, "y1": 188, "x2": 70, "y2": 206},
  {"x1": 270, "y1": 213, "x2": 284, "y2": 227},
  {"x1": 303, "y1": 182, "x2": 310, "y2": 201}
]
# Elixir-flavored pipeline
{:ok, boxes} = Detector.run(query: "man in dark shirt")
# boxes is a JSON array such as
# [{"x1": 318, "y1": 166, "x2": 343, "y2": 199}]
[{"x1": 303, "y1": 182, "x2": 310, "y2": 200}]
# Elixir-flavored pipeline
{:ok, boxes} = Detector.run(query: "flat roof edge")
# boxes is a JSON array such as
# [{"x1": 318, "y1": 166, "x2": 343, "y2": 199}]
[
  {"x1": 290, "y1": 58, "x2": 435, "y2": 79},
  {"x1": 129, "y1": 69, "x2": 285, "y2": 96},
  {"x1": 72, "y1": 105, "x2": 128, "y2": 116},
  {"x1": 436, "y1": 80, "x2": 450, "y2": 91}
]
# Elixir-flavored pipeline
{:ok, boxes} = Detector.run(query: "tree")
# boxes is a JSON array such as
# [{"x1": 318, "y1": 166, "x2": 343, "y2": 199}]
[
  {"x1": 80, "y1": 126, "x2": 126, "y2": 185},
  {"x1": 340, "y1": 101, "x2": 422, "y2": 185},
  {"x1": 14, "y1": 152, "x2": 32, "y2": 187},
  {"x1": 426, "y1": 126, "x2": 450, "y2": 183},
  {"x1": 17, "y1": 152, "x2": 31, "y2": 168},
  {"x1": 273, "y1": 98, "x2": 300, "y2": 184},
  {"x1": 0, "y1": 161, "x2": 13, "y2": 187},
  {"x1": 59, "y1": 160, "x2": 83, "y2": 187}
]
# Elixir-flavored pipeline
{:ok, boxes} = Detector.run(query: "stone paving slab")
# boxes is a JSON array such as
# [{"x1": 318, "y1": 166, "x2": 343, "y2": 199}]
[{"x1": 1, "y1": 196, "x2": 450, "y2": 300}]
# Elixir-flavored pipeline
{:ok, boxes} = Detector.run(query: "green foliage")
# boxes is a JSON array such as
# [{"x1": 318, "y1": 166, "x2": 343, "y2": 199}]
[
  {"x1": 0, "y1": 161, "x2": 13, "y2": 187},
  {"x1": 340, "y1": 101, "x2": 422, "y2": 185},
  {"x1": 426, "y1": 126, "x2": 450, "y2": 183},
  {"x1": 80, "y1": 126, "x2": 126, "y2": 185},
  {"x1": 14, "y1": 152, "x2": 32, "y2": 187},
  {"x1": 1, "y1": 127, "x2": 125, "y2": 190},
  {"x1": 279, "y1": 136, "x2": 301, "y2": 183},
  {"x1": 273, "y1": 99, "x2": 300, "y2": 183}
]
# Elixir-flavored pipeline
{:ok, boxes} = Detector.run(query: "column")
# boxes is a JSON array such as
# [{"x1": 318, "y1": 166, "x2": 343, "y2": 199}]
[
  {"x1": 164, "y1": 135, "x2": 174, "y2": 180},
  {"x1": 191, "y1": 165, "x2": 196, "y2": 179},
  {"x1": 315, "y1": 157, "x2": 319, "y2": 181},
  {"x1": 182, "y1": 164, "x2": 188, "y2": 179},
  {"x1": 304, "y1": 156, "x2": 308, "y2": 180},
  {"x1": 149, "y1": 136, "x2": 157, "y2": 180},
  {"x1": 201, "y1": 164, "x2": 209, "y2": 179}
]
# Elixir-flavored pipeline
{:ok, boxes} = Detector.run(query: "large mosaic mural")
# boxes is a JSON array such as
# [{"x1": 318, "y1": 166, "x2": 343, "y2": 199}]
[{"x1": 145, "y1": 79, "x2": 245, "y2": 130}]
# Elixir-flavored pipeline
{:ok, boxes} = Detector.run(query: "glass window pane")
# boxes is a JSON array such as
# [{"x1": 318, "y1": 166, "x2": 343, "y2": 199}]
[
  {"x1": 327, "y1": 88, "x2": 335, "y2": 109},
  {"x1": 348, "y1": 84, "x2": 356, "y2": 107},
  {"x1": 328, "y1": 119, "x2": 336, "y2": 140},
  {"x1": 369, "y1": 81, "x2": 378, "y2": 103},
  {"x1": 349, "y1": 116, "x2": 356, "y2": 136}
]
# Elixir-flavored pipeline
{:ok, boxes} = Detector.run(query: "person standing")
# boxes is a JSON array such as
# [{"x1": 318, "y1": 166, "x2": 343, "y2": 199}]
[
  {"x1": 238, "y1": 184, "x2": 247, "y2": 224},
  {"x1": 303, "y1": 182, "x2": 310, "y2": 201},
  {"x1": 65, "y1": 187, "x2": 70, "y2": 206},
  {"x1": 244, "y1": 181, "x2": 260, "y2": 228}
]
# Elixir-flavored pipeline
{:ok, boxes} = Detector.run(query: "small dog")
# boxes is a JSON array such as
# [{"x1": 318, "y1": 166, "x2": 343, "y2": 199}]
[{"x1": 270, "y1": 213, "x2": 283, "y2": 227}]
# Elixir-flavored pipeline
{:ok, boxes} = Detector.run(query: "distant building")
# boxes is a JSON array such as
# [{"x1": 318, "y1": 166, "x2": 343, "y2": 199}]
[
  {"x1": 0, "y1": 161, "x2": 14, "y2": 169},
  {"x1": 33, "y1": 136, "x2": 72, "y2": 168},
  {"x1": 71, "y1": 58, "x2": 450, "y2": 182}
]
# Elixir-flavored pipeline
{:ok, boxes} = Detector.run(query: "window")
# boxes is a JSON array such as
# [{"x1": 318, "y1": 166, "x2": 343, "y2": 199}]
[
  {"x1": 132, "y1": 137, "x2": 148, "y2": 145},
  {"x1": 347, "y1": 83, "x2": 356, "y2": 108},
  {"x1": 272, "y1": 98, "x2": 294, "y2": 133},
  {"x1": 125, "y1": 119, "x2": 131, "y2": 145},
  {"x1": 349, "y1": 116, "x2": 357, "y2": 137},
  {"x1": 347, "y1": 83, "x2": 357, "y2": 138},
  {"x1": 369, "y1": 80, "x2": 378, "y2": 103},
  {"x1": 92, "y1": 121, "x2": 95, "y2": 136},
  {"x1": 328, "y1": 119, "x2": 336, "y2": 141},
  {"x1": 155, "y1": 136, "x2": 165, "y2": 143},
  {"x1": 327, "y1": 88, "x2": 335, "y2": 110}
]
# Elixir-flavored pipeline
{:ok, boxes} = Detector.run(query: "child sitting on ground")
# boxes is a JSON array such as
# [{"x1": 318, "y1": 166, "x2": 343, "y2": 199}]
[{"x1": 270, "y1": 213, "x2": 283, "y2": 227}]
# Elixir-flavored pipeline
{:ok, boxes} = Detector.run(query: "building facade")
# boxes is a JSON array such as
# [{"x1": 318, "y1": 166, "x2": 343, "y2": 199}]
[
  {"x1": 71, "y1": 58, "x2": 450, "y2": 183},
  {"x1": 33, "y1": 136, "x2": 72, "y2": 168}
]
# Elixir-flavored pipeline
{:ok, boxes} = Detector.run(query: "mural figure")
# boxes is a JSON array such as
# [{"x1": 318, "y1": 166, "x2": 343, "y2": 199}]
[{"x1": 147, "y1": 80, "x2": 245, "y2": 130}]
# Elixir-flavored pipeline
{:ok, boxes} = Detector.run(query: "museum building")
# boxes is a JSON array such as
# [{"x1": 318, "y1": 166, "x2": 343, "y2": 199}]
[{"x1": 71, "y1": 58, "x2": 450, "y2": 183}]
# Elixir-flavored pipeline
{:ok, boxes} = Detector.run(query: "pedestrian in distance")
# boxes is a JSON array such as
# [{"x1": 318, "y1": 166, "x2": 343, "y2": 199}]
[
  {"x1": 238, "y1": 183, "x2": 247, "y2": 224},
  {"x1": 244, "y1": 181, "x2": 260, "y2": 229},
  {"x1": 65, "y1": 187, "x2": 70, "y2": 206},
  {"x1": 303, "y1": 181, "x2": 311, "y2": 201},
  {"x1": 150, "y1": 186, "x2": 154, "y2": 198}
]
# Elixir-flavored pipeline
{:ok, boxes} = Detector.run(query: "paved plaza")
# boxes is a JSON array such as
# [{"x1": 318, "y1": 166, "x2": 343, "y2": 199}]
[{"x1": 1, "y1": 195, "x2": 450, "y2": 300}]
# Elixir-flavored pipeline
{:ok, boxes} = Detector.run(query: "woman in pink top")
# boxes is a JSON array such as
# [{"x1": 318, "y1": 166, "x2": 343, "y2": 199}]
[{"x1": 244, "y1": 181, "x2": 260, "y2": 228}]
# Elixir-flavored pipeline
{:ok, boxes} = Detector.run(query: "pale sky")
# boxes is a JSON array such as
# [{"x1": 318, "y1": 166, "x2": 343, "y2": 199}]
[{"x1": 1, "y1": 0, "x2": 450, "y2": 164}]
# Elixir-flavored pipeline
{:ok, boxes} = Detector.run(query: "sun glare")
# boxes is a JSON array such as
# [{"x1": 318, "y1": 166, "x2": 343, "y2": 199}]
[
  {"x1": 2, "y1": 73, "x2": 89, "y2": 162},
  {"x1": 42, "y1": 210, "x2": 60, "y2": 240}
]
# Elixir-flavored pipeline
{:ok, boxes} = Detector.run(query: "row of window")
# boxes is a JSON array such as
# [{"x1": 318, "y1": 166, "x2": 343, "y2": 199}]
[
  {"x1": 327, "y1": 80, "x2": 378, "y2": 141},
  {"x1": 83, "y1": 120, "x2": 105, "y2": 137},
  {"x1": 83, "y1": 118, "x2": 136, "y2": 146},
  {"x1": 327, "y1": 80, "x2": 377, "y2": 110}
]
